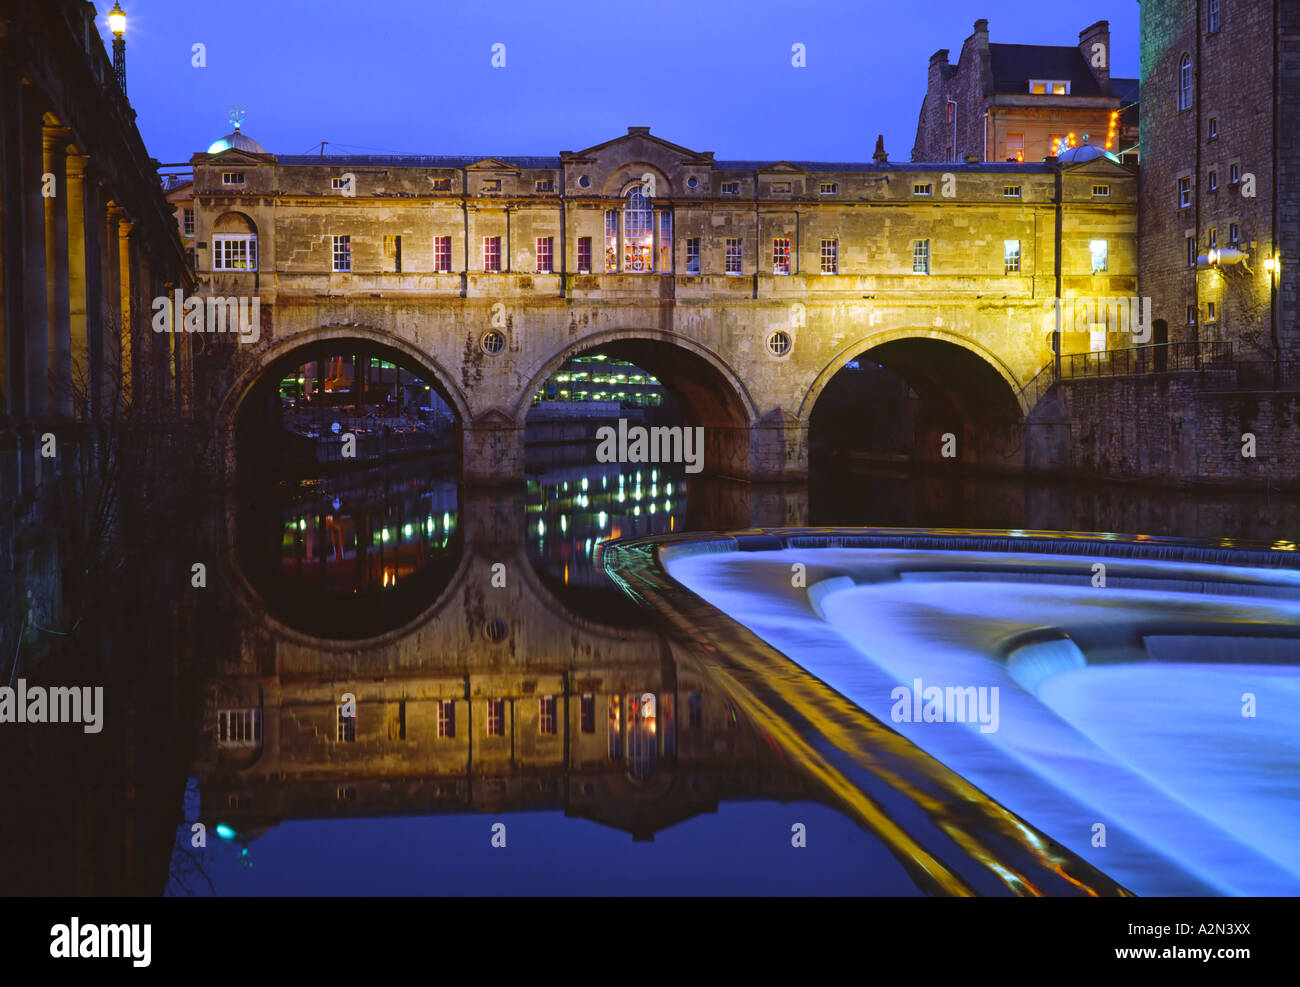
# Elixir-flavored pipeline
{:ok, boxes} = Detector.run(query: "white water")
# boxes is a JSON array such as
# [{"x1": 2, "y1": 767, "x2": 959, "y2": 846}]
[{"x1": 666, "y1": 547, "x2": 1300, "y2": 896}]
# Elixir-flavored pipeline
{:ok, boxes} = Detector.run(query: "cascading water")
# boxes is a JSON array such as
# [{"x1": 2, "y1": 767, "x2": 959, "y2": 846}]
[{"x1": 664, "y1": 541, "x2": 1300, "y2": 896}]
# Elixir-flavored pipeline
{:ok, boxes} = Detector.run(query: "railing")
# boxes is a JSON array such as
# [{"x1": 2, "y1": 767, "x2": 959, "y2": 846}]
[
  {"x1": 1060, "y1": 340, "x2": 1234, "y2": 380},
  {"x1": 1017, "y1": 340, "x2": 1237, "y2": 411}
]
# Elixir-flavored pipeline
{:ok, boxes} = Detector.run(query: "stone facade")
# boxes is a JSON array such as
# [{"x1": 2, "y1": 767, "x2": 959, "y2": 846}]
[
  {"x1": 913, "y1": 19, "x2": 1137, "y2": 166},
  {"x1": 189, "y1": 126, "x2": 1137, "y2": 483},
  {"x1": 1138, "y1": 0, "x2": 1299, "y2": 366}
]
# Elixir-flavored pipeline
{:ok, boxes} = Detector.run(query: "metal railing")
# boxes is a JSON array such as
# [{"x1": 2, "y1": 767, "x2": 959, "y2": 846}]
[{"x1": 1018, "y1": 340, "x2": 1237, "y2": 411}]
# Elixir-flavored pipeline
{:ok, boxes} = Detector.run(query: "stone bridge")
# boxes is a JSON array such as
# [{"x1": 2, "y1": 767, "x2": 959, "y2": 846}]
[{"x1": 189, "y1": 127, "x2": 1138, "y2": 483}]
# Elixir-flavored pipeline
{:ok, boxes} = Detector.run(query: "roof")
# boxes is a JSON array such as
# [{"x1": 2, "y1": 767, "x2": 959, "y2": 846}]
[
  {"x1": 273, "y1": 154, "x2": 561, "y2": 169},
  {"x1": 207, "y1": 130, "x2": 268, "y2": 154},
  {"x1": 988, "y1": 43, "x2": 1104, "y2": 96},
  {"x1": 714, "y1": 160, "x2": 1052, "y2": 173},
  {"x1": 1112, "y1": 76, "x2": 1140, "y2": 104}
]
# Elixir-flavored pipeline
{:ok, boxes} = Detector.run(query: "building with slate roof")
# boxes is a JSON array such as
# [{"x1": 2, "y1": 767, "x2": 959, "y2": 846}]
[{"x1": 913, "y1": 18, "x2": 1138, "y2": 166}]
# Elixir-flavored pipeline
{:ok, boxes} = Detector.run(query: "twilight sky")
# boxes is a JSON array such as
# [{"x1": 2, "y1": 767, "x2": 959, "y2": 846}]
[{"x1": 98, "y1": 0, "x2": 1139, "y2": 168}]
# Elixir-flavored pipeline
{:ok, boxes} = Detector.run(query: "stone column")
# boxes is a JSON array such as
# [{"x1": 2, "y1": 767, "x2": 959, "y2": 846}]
[
  {"x1": 117, "y1": 216, "x2": 134, "y2": 405},
  {"x1": 43, "y1": 127, "x2": 72, "y2": 417},
  {"x1": 462, "y1": 410, "x2": 524, "y2": 485},
  {"x1": 65, "y1": 152, "x2": 91, "y2": 416}
]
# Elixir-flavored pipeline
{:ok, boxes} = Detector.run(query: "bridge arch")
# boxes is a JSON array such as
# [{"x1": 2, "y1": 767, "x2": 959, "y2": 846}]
[
  {"x1": 800, "y1": 327, "x2": 1029, "y2": 421},
  {"x1": 513, "y1": 329, "x2": 759, "y2": 427},
  {"x1": 803, "y1": 328, "x2": 1028, "y2": 470}
]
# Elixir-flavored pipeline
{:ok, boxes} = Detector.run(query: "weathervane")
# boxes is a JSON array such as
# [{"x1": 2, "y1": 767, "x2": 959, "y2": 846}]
[{"x1": 229, "y1": 105, "x2": 246, "y2": 131}]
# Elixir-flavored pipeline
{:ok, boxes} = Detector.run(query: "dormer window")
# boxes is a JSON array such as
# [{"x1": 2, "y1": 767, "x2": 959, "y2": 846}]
[
  {"x1": 1029, "y1": 80, "x2": 1070, "y2": 95},
  {"x1": 222, "y1": 171, "x2": 245, "y2": 186}
]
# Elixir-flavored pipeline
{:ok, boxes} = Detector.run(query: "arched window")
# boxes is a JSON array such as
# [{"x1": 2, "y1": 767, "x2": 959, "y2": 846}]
[
  {"x1": 622, "y1": 187, "x2": 654, "y2": 273},
  {"x1": 1178, "y1": 54, "x2": 1192, "y2": 111},
  {"x1": 212, "y1": 211, "x2": 258, "y2": 271}
]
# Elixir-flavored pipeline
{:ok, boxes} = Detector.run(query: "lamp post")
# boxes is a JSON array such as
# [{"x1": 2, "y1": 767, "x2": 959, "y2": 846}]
[{"x1": 109, "y1": 2, "x2": 127, "y2": 96}]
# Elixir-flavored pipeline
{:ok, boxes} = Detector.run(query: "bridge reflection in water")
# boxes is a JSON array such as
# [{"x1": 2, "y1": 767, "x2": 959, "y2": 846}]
[{"x1": 173, "y1": 453, "x2": 1299, "y2": 896}]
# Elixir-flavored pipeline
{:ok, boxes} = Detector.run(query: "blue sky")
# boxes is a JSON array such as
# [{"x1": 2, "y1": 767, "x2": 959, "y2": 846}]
[{"x1": 101, "y1": 0, "x2": 1139, "y2": 167}]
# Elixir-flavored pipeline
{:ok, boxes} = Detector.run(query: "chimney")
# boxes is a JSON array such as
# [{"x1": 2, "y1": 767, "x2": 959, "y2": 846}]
[
  {"x1": 873, "y1": 135, "x2": 888, "y2": 163},
  {"x1": 1079, "y1": 20, "x2": 1110, "y2": 89}
]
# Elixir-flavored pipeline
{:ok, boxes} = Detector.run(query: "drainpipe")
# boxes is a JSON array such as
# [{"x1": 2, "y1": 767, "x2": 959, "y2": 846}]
[{"x1": 1053, "y1": 158, "x2": 1063, "y2": 381}]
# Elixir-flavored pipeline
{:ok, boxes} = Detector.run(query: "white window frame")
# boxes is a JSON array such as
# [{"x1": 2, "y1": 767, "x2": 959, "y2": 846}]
[
  {"x1": 1178, "y1": 55, "x2": 1193, "y2": 111},
  {"x1": 685, "y1": 237, "x2": 701, "y2": 274},
  {"x1": 539, "y1": 695, "x2": 557, "y2": 735},
  {"x1": 1004, "y1": 239, "x2": 1021, "y2": 275},
  {"x1": 1092, "y1": 184, "x2": 1111, "y2": 197},
  {"x1": 483, "y1": 235, "x2": 501, "y2": 272},
  {"x1": 1090, "y1": 239, "x2": 1109, "y2": 274},
  {"x1": 820, "y1": 238, "x2": 837, "y2": 274},
  {"x1": 221, "y1": 171, "x2": 245, "y2": 186},
  {"x1": 725, "y1": 237, "x2": 743, "y2": 275},
  {"x1": 486, "y1": 699, "x2": 505, "y2": 737},
  {"x1": 217, "y1": 708, "x2": 262, "y2": 746},
  {"x1": 1178, "y1": 176, "x2": 1192, "y2": 208},
  {"x1": 433, "y1": 235, "x2": 452, "y2": 273},
  {"x1": 1029, "y1": 79, "x2": 1071, "y2": 95},
  {"x1": 535, "y1": 235, "x2": 553, "y2": 274},
  {"x1": 212, "y1": 233, "x2": 257, "y2": 271},
  {"x1": 720, "y1": 181, "x2": 740, "y2": 195},
  {"x1": 913, "y1": 183, "x2": 933, "y2": 196},
  {"x1": 772, "y1": 237, "x2": 791, "y2": 275},
  {"x1": 332, "y1": 234, "x2": 351, "y2": 272},
  {"x1": 437, "y1": 700, "x2": 455, "y2": 738},
  {"x1": 182, "y1": 208, "x2": 194, "y2": 236},
  {"x1": 1003, "y1": 185, "x2": 1022, "y2": 198},
  {"x1": 819, "y1": 182, "x2": 838, "y2": 195},
  {"x1": 912, "y1": 239, "x2": 930, "y2": 274}
]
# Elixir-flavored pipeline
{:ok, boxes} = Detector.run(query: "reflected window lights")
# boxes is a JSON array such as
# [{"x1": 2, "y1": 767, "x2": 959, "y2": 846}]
[{"x1": 486, "y1": 699, "x2": 506, "y2": 737}]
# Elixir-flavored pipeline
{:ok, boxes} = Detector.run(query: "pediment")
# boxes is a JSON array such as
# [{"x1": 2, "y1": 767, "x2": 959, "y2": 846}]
[
  {"x1": 563, "y1": 128, "x2": 714, "y2": 165},
  {"x1": 466, "y1": 158, "x2": 519, "y2": 173},
  {"x1": 759, "y1": 161, "x2": 806, "y2": 174}
]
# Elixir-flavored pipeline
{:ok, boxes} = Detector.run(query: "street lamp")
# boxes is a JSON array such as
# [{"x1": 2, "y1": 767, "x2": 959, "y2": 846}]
[{"x1": 109, "y1": 2, "x2": 127, "y2": 96}]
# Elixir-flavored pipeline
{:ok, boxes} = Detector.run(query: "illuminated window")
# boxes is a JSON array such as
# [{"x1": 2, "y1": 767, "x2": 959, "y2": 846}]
[
  {"x1": 483, "y1": 235, "x2": 501, "y2": 272},
  {"x1": 1004, "y1": 239, "x2": 1020, "y2": 274},
  {"x1": 1178, "y1": 54, "x2": 1192, "y2": 110},
  {"x1": 213, "y1": 234, "x2": 257, "y2": 271},
  {"x1": 725, "y1": 237, "x2": 743, "y2": 274},
  {"x1": 685, "y1": 237, "x2": 700, "y2": 274},
  {"x1": 1005, "y1": 133, "x2": 1024, "y2": 162},
  {"x1": 608, "y1": 695, "x2": 622, "y2": 758},
  {"x1": 535, "y1": 236, "x2": 553, "y2": 273},
  {"x1": 622, "y1": 188, "x2": 654, "y2": 272},
  {"x1": 433, "y1": 235, "x2": 451, "y2": 272},
  {"x1": 217, "y1": 709, "x2": 261, "y2": 746},
  {"x1": 1091, "y1": 239, "x2": 1108, "y2": 274},
  {"x1": 577, "y1": 236, "x2": 592, "y2": 273},
  {"x1": 486, "y1": 699, "x2": 505, "y2": 736},
  {"x1": 821, "y1": 238, "x2": 838, "y2": 274},
  {"x1": 337, "y1": 703, "x2": 356, "y2": 742},
  {"x1": 658, "y1": 211, "x2": 672, "y2": 272},
  {"x1": 773, "y1": 237, "x2": 791, "y2": 275},
  {"x1": 539, "y1": 695, "x2": 556, "y2": 735},
  {"x1": 912, "y1": 239, "x2": 929, "y2": 274},
  {"x1": 604, "y1": 210, "x2": 618, "y2": 272},
  {"x1": 437, "y1": 700, "x2": 455, "y2": 738},
  {"x1": 1029, "y1": 79, "x2": 1070, "y2": 94}
]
